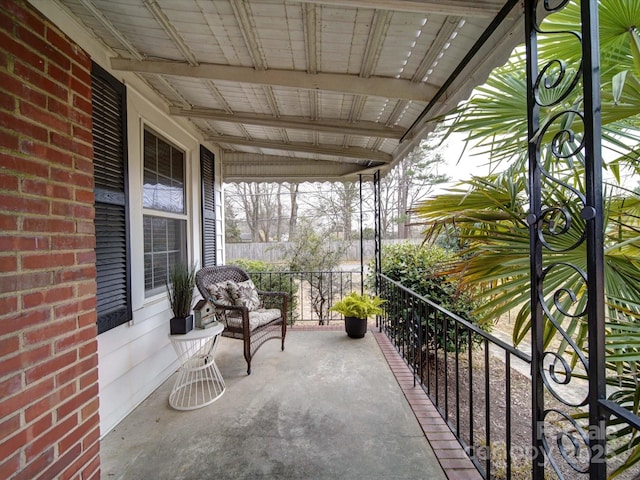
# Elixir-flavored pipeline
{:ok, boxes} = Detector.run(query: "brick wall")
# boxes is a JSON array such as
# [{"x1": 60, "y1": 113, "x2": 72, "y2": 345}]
[{"x1": 0, "y1": 1, "x2": 100, "y2": 479}]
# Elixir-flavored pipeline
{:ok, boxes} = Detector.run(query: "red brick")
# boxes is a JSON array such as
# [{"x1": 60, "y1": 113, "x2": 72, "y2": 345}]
[
  {"x1": 7, "y1": 414, "x2": 53, "y2": 458},
  {"x1": 76, "y1": 250, "x2": 96, "y2": 265},
  {"x1": 0, "y1": 6, "x2": 15, "y2": 33},
  {"x1": 80, "y1": 397, "x2": 98, "y2": 421},
  {"x1": 22, "y1": 178, "x2": 73, "y2": 199},
  {"x1": 0, "y1": 295, "x2": 18, "y2": 315},
  {"x1": 69, "y1": 76, "x2": 93, "y2": 104},
  {"x1": 82, "y1": 424, "x2": 100, "y2": 450},
  {"x1": 0, "y1": 428, "x2": 28, "y2": 461},
  {"x1": 0, "y1": 192, "x2": 49, "y2": 215},
  {"x1": 22, "y1": 139, "x2": 75, "y2": 167},
  {"x1": 14, "y1": 60, "x2": 68, "y2": 101},
  {"x1": 16, "y1": 24, "x2": 71, "y2": 71},
  {"x1": 0, "y1": 110, "x2": 48, "y2": 142},
  {"x1": 61, "y1": 441, "x2": 99, "y2": 480},
  {"x1": 24, "y1": 382, "x2": 75, "y2": 423},
  {"x1": 75, "y1": 189, "x2": 94, "y2": 204},
  {"x1": 0, "y1": 172, "x2": 20, "y2": 191},
  {"x1": 54, "y1": 325, "x2": 95, "y2": 353},
  {"x1": 0, "y1": 376, "x2": 54, "y2": 418},
  {"x1": 77, "y1": 286, "x2": 96, "y2": 306},
  {"x1": 0, "y1": 214, "x2": 18, "y2": 230},
  {"x1": 70, "y1": 63, "x2": 91, "y2": 91},
  {"x1": 23, "y1": 317, "x2": 76, "y2": 346},
  {"x1": 52, "y1": 201, "x2": 95, "y2": 220},
  {"x1": 51, "y1": 235, "x2": 95, "y2": 252},
  {"x1": 0, "y1": 70, "x2": 48, "y2": 108},
  {"x1": 22, "y1": 217, "x2": 76, "y2": 233},
  {"x1": 60, "y1": 441, "x2": 97, "y2": 480},
  {"x1": 77, "y1": 297, "x2": 96, "y2": 314},
  {"x1": 22, "y1": 252, "x2": 76, "y2": 270},
  {"x1": 0, "y1": 87, "x2": 16, "y2": 111},
  {"x1": 25, "y1": 415, "x2": 78, "y2": 462},
  {"x1": 58, "y1": 420, "x2": 96, "y2": 460},
  {"x1": 78, "y1": 342, "x2": 97, "y2": 362},
  {"x1": 0, "y1": 374, "x2": 22, "y2": 398},
  {"x1": 0, "y1": 152, "x2": 49, "y2": 177},
  {"x1": 0, "y1": 130, "x2": 20, "y2": 151},
  {"x1": 0, "y1": 235, "x2": 50, "y2": 251},
  {"x1": 0, "y1": 309, "x2": 50, "y2": 336},
  {"x1": 76, "y1": 220, "x2": 95, "y2": 236},
  {"x1": 0, "y1": 29, "x2": 45, "y2": 72},
  {"x1": 72, "y1": 93, "x2": 91, "y2": 116},
  {"x1": 55, "y1": 355, "x2": 97, "y2": 387},
  {"x1": 20, "y1": 101, "x2": 71, "y2": 135},
  {"x1": 0, "y1": 413, "x2": 20, "y2": 440},
  {"x1": 55, "y1": 264, "x2": 96, "y2": 284},
  {"x1": 25, "y1": 350, "x2": 77, "y2": 385},
  {"x1": 0, "y1": 271, "x2": 53, "y2": 294},
  {"x1": 57, "y1": 383, "x2": 97, "y2": 423},
  {"x1": 47, "y1": 62, "x2": 71, "y2": 88},
  {"x1": 74, "y1": 153, "x2": 94, "y2": 174},
  {"x1": 79, "y1": 451, "x2": 101, "y2": 480},
  {"x1": 50, "y1": 164, "x2": 93, "y2": 188},
  {"x1": 0, "y1": 452, "x2": 21, "y2": 480},
  {"x1": 14, "y1": 447, "x2": 54, "y2": 480},
  {"x1": 445, "y1": 470, "x2": 483, "y2": 480},
  {"x1": 0, "y1": 254, "x2": 18, "y2": 272},
  {"x1": 47, "y1": 97, "x2": 71, "y2": 117},
  {"x1": 46, "y1": 27, "x2": 87, "y2": 66},
  {"x1": 74, "y1": 151, "x2": 94, "y2": 173},
  {"x1": 1, "y1": 0, "x2": 45, "y2": 37},
  {"x1": 0, "y1": 344, "x2": 50, "y2": 379},
  {"x1": 72, "y1": 125, "x2": 93, "y2": 145}
]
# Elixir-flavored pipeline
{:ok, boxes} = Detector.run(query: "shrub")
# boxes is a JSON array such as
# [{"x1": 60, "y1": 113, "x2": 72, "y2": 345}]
[{"x1": 369, "y1": 243, "x2": 490, "y2": 351}]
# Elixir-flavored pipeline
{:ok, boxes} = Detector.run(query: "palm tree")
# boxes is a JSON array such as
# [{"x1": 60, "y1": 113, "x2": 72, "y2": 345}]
[{"x1": 415, "y1": 0, "x2": 640, "y2": 475}]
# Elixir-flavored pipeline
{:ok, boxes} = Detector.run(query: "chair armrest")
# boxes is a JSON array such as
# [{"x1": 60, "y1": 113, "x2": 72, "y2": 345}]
[{"x1": 256, "y1": 290, "x2": 288, "y2": 310}]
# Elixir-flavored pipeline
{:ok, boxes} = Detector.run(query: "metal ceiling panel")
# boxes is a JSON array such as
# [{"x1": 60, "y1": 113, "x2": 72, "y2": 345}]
[{"x1": 52, "y1": 0, "x2": 525, "y2": 182}]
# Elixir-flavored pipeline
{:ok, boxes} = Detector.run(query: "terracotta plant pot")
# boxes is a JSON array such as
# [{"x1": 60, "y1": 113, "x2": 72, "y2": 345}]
[
  {"x1": 170, "y1": 314, "x2": 194, "y2": 335},
  {"x1": 344, "y1": 316, "x2": 367, "y2": 338}
]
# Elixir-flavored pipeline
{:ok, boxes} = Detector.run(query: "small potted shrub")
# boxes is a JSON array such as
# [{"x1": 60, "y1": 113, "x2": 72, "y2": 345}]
[
  {"x1": 329, "y1": 292, "x2": 385, "y2": 338},
  {"x1": 167, "y1": 263, "x2": 197, "y2": 335}
]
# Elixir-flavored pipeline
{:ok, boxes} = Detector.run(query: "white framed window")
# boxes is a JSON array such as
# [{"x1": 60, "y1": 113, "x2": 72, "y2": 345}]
[{"x1": 142, "y1": 128, "x2": 188, "y2": 297}]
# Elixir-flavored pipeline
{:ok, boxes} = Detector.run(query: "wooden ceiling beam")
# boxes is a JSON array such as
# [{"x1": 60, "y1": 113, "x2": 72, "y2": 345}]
[
  {"x1": 170, "y1": 106, "x2": 405, "y2": 139},
  {"x1": 110, "y1": 58, "x2": 438, "y2": 101},
  {"x1": 207, "y1": 135, "x2": 393, "y2": 162}
]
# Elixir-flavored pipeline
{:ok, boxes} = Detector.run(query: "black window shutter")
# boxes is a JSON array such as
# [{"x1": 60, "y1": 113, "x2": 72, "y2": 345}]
[
  {"x1": 200, "y1": 146, "x2": 217, "y2": 267},
  {"x1": 91, "y1": 62, "x2": 132, "y2": 334}
]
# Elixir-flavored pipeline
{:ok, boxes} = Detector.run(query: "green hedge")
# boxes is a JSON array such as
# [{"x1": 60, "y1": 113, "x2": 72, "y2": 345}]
[
  {"x1": 370, "y1": 243, "x2": 490, "y2": 351},
  {"x1": 229, "y1": 259, "x2": 299, "y2": 323}
]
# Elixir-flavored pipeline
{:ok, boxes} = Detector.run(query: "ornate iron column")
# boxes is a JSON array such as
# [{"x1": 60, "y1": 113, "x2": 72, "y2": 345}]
[
  {"x1": 525, "y1": 0, "x2": 605, "y2": 478},
  {"x1": 374, "y1": 170, "x2": 382, "y2": 297}
]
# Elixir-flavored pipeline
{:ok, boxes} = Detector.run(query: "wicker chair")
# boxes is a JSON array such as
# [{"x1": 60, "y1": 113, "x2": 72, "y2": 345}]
[{"x1": 195, "y1": 265, "x2": 287, "y2": 374}]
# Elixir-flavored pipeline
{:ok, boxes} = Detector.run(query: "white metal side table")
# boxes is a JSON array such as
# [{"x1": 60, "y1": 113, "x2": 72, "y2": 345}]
[{"x1": 168, "y1": 322, "x2": 225, "y2": 410}]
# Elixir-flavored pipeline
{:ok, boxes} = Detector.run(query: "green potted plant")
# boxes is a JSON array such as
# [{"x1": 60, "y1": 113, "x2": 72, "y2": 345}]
[
  {"x1": 167, "y1": 263, "x2": 197, "y2": 335},
  {"x1": 329, "y1": 291, "x2": 385, "y2": 338}
]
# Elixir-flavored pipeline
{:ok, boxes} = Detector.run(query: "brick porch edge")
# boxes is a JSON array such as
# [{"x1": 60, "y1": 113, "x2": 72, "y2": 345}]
[{"x1": 371, "y1": 328, "x2": 483, "y2": 480}]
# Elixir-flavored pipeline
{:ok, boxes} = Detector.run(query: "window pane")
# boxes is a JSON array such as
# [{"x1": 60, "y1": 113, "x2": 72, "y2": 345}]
[
  {"x1": 143, "y1": 215, "x2": 186, "y2": 297},
  {"x1": 142, "y1": 129, "x2": 185, "y2": 214},
  {"x1": 172, "y1": 147, "x2": 184, "y2": 184}
]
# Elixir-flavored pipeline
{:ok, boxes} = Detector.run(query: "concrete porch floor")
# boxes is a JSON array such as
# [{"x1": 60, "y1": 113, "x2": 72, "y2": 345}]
[{"x1": 100, "y1": 327, "x2": 478, "y2": 480}]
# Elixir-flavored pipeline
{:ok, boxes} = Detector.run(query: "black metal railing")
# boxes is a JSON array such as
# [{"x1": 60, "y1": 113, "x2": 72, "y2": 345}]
[
  {"x1": 377, "y1": 273, "x2": 533, "y2": 479},
  {"x1": 248, "y1": 270, "x2": 363, "y2": 324}
]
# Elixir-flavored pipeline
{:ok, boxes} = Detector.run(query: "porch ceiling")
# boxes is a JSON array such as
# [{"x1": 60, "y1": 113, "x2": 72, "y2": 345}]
[{"x1": 57, "y1": 0, "x2": 524, "y2": 182}]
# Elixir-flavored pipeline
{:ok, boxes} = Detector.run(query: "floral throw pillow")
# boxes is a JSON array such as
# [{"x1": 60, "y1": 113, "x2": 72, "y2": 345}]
[
  {"x1": 206, "y1": 281, "x2": 235, "y2": 307},
  {"x1": 227, "y1": 279, "x2": 260, "y2": 311}
]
